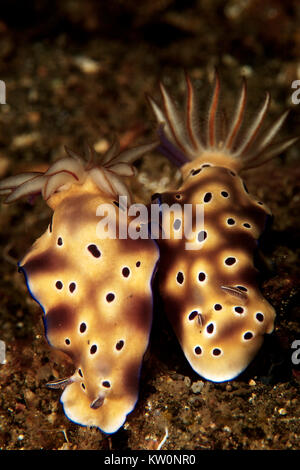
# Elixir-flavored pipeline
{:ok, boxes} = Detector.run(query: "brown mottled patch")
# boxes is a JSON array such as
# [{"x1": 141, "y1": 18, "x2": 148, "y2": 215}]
[
  {"x1": 126, "y1": 295, "x2": 152, "y2": 333},
  {"x1": 218, "y1": 229, "x2": 257, "y2": 253},
  {"x1": 23, "y1": 248, "x2": 68, "y2": 276},
  {"x1": 122, "y1": 359, "x2": 140, "y2": 399},
  {"x1": 217, "y1": 314, "x2": 249, "y2": 341},
  {"x1": 222, "y1": 265, "x2": 259, "y2": 287},
  {"x1": 46, "y1": 303, "x2": 76, "y2": 335}
]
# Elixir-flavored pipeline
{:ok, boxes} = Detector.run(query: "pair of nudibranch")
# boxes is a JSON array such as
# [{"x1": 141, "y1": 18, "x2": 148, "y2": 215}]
[{"x1": 0, "y1": 71, "x2": 297, "y2": 433}]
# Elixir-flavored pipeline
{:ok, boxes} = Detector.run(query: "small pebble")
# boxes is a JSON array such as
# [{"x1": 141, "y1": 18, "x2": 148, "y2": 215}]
[
  {"x1": 24, "y1": 389, "x2": 36, "y2": 406},
  {"x1": 73, "y1": 56, "x2": 101, "y2": 74},
  {"x1": 11, "y1": 132, "x2": 40, "y2": 149},
  {"x1": 191, "y1": 380, "x2": 204, "y2": 394},
  {"x1": 184, "y1": 376, "x2": 191, "y2": 387}
]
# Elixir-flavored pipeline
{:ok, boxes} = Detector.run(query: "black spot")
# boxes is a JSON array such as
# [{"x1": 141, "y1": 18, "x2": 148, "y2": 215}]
[
  {"x1": 90, "y1": 344, "x2": 97, "y2": 354},
  {"x1": 57, "y1": 237, "x2": 63, "y2": 246},
  {"x1": 55, "y1": 280, "x2": 63, "y2": 290},
  {"x1": 87, "y1": 244, "x2": 101, "y2": 258},
  {"x1": 202, "y1": 164, "x2": 211, "y2": 168},
  {"x1": 122, "y1": 267, "x2": 130, "y2": 278},
  {"x1": 243, "y1": 223, "x2": 251, "y2": 228},
  {"x1": 234, "y1": 306, "x2": 244, "y2": 314},
  {"x1": 116, "y1": 340, "x2": 124, "y2": 351},
  {"x1": 106, "y1": 293, "x2": 115, "y2": 302},
  {"x1": 221, "y1": 191, "x2": 229, "y2": 198},
  {"x1": 214, "y1": 304, "x2": 222, "y2": 311},
  {"x1": 176, "y1": 271, "x2": 184, "y2": 284},
  {"x1": 203, "y1": 192, "x2": 212, "y2": 203},
  {"x1": 212, "y1": 348, "x2": 221, "y2": 356},
  {"x1": 173, "y1": 219, "x2": 181, "y2": 230},
  {"x1": 236, "y1": 285, "x2": 248, "y2": 291},
  {"x1": 256, "y1": 312, "x2": 264, "y2": 322},
  {"x1": 198, "y1": 272, "x2": 206, "y2": 282},
  {"x1": 229, "y1": 170, "x2": 236, "y2": 177},
  {"x1": 49, "y1": 217, "x2": 53, "y2": 233},
  {"x1": 175, "y1": 194, "x2": 182, "y2": 200},
  {"x1": 197, "y1": 230, "x2": 207, "y2": 242},
  {"x1": 81, "y1": 383, "x2": 86, "y2": 390},
  {"x1": 225, "y1": 257, "x2": 236, "y2": 266},
  {"x1": 194, "y1": 346, "x2": 202, "y2": 355},
  {"x1": 78, "y1": 369, "x2": 83, "y2": 377},
  {"x1": 69, "y1": 282, "x2": 76, "y2": 293},
  {"x1": 188, "y1": 310, "x2": 199, "y2": 321},
  {"x1": 244, "y1": 332, "x2": 253, "y2": 340},
  {"x1": 257, "y1": 201, "x2": 264, "y2": 205},
  {"x1": 192, "y1": 168, "x2": 201, "y2": 176},
  {"x1": 136, "y1": 261, "x2": 141, "y2": 267},
  {"x1": 102, "y1": 381, "x2": 111, "y2": 388},
  {"x1": 65, "y1": 338, "x2": 70, "y2": 345},
  {"x1": 206, "y1": 323, "x2": 214, "y2": 334},
  {"x1": 227, "y1": 218, "x2": 235, "y2": 225},
  {"x1": 79, "y1": 322, "x2": 87, "y2": 333},
  {"x1": 243, "y1": 182, "x2": 249, "y2": 193}
]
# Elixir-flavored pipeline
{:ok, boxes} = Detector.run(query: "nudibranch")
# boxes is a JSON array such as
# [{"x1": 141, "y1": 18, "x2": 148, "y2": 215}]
[
  {"x1": 0, "y1": 139, "x2": 159, "y2": 433},
  {"x1": 148, "y1": 72, "x2": 298, "y2": 382}
]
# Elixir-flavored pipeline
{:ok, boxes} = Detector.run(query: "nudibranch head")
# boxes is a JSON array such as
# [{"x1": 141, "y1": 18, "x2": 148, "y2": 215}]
[
  {"x1": 148, "y1": 71, "x2": 298, "y2": 177},
  {"x1": 0, "y1": 139, "x2": 158, "y2": 208}
]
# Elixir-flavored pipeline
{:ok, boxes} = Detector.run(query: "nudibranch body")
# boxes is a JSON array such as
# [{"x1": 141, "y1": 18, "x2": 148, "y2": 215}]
[
  {"x1": 148, "y1": 72, "x2": 298, "y2": 382},
  {"x1": 0, "y1": 140, "x2": 159, "y2": 433}
]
